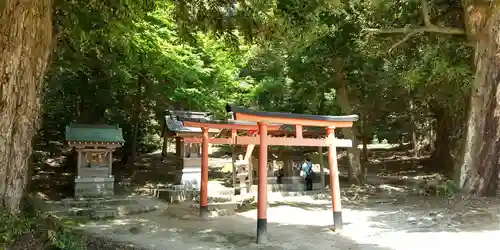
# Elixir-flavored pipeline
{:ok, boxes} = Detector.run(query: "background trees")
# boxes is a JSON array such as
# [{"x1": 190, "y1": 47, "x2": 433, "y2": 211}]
[{"x1": 2, "y1": 0, "x2": 494, "y2": 213}]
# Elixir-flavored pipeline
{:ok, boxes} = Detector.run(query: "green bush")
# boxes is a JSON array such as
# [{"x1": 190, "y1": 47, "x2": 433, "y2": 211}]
[
  {"x1": 437, "y1": 180, "x2": 459, "y2": 197},
  {"x1": 0, "y1": 208, "x2": 84, "y2": 249}
]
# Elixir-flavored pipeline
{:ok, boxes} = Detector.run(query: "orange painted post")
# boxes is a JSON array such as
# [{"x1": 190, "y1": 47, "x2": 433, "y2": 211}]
[
  {"x1": 200, "y1": 126, "x2": 209, "y2": 218},
  {"x1": 326, "y1": 127, "x2": 342, "y2": 230},
  {"x1": 295, "y1": 125, "x2": 303, "y2": 139},
  {"x1": 257, "y1": 122, "x2": 268, "y2": 244}
]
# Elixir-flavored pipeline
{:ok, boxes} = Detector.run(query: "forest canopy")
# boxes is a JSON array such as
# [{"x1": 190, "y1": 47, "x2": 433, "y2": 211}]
[{"x1": 3, "y1": 0, "x2": 499, "y2": 217}]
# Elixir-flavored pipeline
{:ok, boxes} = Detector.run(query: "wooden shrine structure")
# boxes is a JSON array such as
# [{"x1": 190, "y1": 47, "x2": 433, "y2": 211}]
[
  {"x1": 161, "y1": 111, "x2": 221, "y2": 188},
  {"x1": 65, "y1": 124, "x2": 124, "y2": 198},
  {"x1": 178, "y1": 104, "x2": 358, "y2": 244},
  {"x1": 161, "y1": 110, "x2": 217, "y2": 160}
]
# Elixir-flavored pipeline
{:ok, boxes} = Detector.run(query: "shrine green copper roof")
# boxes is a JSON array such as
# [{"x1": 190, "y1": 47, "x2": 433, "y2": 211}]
[{"x1": 65, "y1": 124, "x2": 125, "y2": 143}]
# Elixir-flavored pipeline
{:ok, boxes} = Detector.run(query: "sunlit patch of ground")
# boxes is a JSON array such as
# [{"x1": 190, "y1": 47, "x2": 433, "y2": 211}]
[{"x1": 75, "y1": 189, "x2": 500, "y2": 250}]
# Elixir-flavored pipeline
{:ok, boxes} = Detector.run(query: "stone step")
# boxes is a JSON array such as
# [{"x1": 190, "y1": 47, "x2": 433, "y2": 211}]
[
  {"x1": 189, "y1": 202, "x2": 238, "y2": 217},
  {"x1": 272, "y1": 190, "x2": 330, "y2": 198},
  {"x1": 90, "y1": 208, "x2": 117, "y2": 220},
  {"x1": 239, "y1": 189, "x2": 330, "y2": 199},
  {"x1": 53, "y1": 197, "x2": 134, "y2": 208},
  {"x1": 249, "y1": 183, "x2": 325, "y2": 192},
  {"x1": 43, "y1": 197, "x2": 168, "y2": 221},
  {"x1": 157, "y1": 189, "x2": 233, "y2": 203},
  {"x1": 116, "y1": 203, "x2": 163, "y2": 216}
]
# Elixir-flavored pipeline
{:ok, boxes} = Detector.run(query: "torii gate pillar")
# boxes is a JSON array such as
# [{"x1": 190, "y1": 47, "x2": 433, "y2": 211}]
[
  {"x1": 327, "y1": 127, "x2": 342, "y2": 230},
  {"x1": 256, "y1": 122, "x2": 268, "y2": 244}
]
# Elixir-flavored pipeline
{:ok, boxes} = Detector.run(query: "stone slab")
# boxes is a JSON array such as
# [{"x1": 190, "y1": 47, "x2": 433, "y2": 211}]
[
  {"x1": 74, "y1": 177, "x2": 115, "y2": 198},
  {"x1": 248, "y1": 182, "x2": 324, "y2": 192},
  {"x1": 79, "y1": 167, "x2": 110, "y2": 178},
  {"x1": 179, "y1": 162, "x2": 202, "y2": 189},
  {"x1": 42, "y1": 196, "x2": 168, "y2": 221},
  {"x1": 157, "y1": 189, "x2": 197, "y2": 203}
]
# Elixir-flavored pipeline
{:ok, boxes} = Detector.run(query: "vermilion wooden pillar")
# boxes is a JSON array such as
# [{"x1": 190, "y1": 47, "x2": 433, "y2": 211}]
[
  {"x1": 200, "y1": 127, "x2": 209, "y2": 218},
  {"x1": 257, "y1": 122, "x2": 268, "y2": 244},
  {"x1": 327, "y1": 127, "x2": 342, "y2": 230}
]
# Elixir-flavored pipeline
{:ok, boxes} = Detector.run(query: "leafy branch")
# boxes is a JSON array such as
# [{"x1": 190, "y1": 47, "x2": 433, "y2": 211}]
[{"x1": 364, "y1": 0, "x2": 466, "y2": 51}]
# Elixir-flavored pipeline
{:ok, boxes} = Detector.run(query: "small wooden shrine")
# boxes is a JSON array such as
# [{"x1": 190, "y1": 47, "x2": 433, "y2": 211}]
[
  {"x1": 161, "y1": 111, "x2": 220, "y2": 188},
  {"x1": 161, "y1": 110, "x2": 213, "y2": 160},
  {"x1": 65, "y1": 124, "x2": 124, "y2": 198}
]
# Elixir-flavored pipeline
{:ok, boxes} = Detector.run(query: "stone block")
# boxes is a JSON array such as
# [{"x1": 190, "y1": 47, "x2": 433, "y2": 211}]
[
  {"x1": 282, "y1": 176, "x2": 303, "y2": 184},
  {"x1": 75, "y1": 177, "x2": 114, "y2": 198},
  {"x1": 158, "y1": 189, "x2": 195, "y2": 203},
  {"x1": 268, "y1": 177, "x2": 278, "y2": 184},
  {"x1": 90, "y1": 209, "x2": 116, "y2": 219},
  {"x1": 180, "y1": 164, "x2": 201, "y2": 189},
  {"x1": 79, "y1": 167, "x2": 110, "y2": 178}
]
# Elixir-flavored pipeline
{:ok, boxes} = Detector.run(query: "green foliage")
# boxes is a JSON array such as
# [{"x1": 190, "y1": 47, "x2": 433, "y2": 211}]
[
  {"x1": 48, "y1": 227, "x2": 85, "y2": 250},
  {"x1": 437, "y1": 179, "x2": 460, "y2": 197},
  {"x1": 36, "y1": 0, "x2": 475, "y2": 176},
  {"x1": 0, "y1": 201, "x2": 85, "y2": 249},
  {"x1": 40, "y1": 0, "x2": 253, "y2": 156},
  {"x1": 0, "y1": 209, "x2": 36, "y2": 246}
]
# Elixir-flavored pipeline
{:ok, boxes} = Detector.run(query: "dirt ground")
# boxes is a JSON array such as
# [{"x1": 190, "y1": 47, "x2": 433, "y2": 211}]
[
  {"x1": 75, "y1": 188, "x2": 500, "y2": 250},
  {"x1": 32, "y1": 146, "x2": 500, "y2": 249}
]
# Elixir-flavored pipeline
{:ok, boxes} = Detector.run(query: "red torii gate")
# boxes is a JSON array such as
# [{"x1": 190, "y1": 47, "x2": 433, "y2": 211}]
[{"x1": 181, "y1": 104, "x2": 358, "y2": 244}]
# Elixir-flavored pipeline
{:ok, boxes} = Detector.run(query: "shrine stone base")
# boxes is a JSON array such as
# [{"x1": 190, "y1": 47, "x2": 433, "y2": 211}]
[
  {"x1": 40, "y1": 196, "x2": 168, "y2": 221},
  {"x1": 181, "y1": 157, "x2": 202, "y2": 189},
  {"x1": 250, "y1": 176, "x2": 324, "y2": 192},
  {"x1": 75, "y1": 177, "x2": 114, "y2": 198}
]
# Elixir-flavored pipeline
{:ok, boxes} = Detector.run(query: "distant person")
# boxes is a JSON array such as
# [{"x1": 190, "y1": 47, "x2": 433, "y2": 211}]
[
  {"x1": 300, "y1": 157, "x2": 314, "y2": 191},
  {"x1": 275, "y1": 167, "x2": 284, "y2": 184}
]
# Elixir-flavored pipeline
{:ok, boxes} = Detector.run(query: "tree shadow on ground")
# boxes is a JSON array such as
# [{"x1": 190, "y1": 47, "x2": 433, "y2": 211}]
[
  {"x1": 76, "y1": 208, "x2": 395, "y2": 250},
  {"x1": 113, "y1": 152, "x2": 178, "y2": 194},
  {"x1": 225, "y1": 186, "x2": 500, "y2": 234},
  {"x1": 31, "y1": 158, "x2": 75, "y2": 200},
  {"x1": 362, "y1": 195, "x2": 500, "y2": 233}
]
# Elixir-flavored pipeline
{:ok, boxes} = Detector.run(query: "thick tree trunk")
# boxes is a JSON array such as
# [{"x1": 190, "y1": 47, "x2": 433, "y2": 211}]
[
  {"x1": 360, "y1": 111, "x2": 369, "y2": 177},
  {"x1": 409, "y1": 99, "x2": 419, "y2": 157},
  {"x1": 128, "y1": 73, "x2": 145, "y2": 165},
  {"x1": 335, "y1": 82, "x2": 364, "y2": 184},
  {"x1": 0, "y1": 0, "x2": 53, "y2": 213},
  {"x1": 160, "y1": 133, "x2": 169, "y2": 161},
  {"x1": 460, "y1": 3, "x2": 500, "y2": 196},
  {"x1": 429, "y1": 106, "x2": 454, "y2": 178}
]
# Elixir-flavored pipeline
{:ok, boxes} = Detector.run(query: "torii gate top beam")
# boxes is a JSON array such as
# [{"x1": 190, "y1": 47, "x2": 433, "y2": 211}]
[
  {"x1": 181, "y1": 118, "x2": 282, "y2": 131},
  {"x1": 226, "y1": 104, "x2": 358, "y2": 127}
]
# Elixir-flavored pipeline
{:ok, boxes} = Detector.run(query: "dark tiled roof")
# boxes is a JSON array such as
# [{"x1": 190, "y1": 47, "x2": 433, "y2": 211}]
[
  {"x1": 65, "y1": 124, "x2": 124, "y2": 143},
  {"x1": 165, "y1": 117, "x2": 202, "y2": 133},
  {"x1": 226, "y1": 104, "x2": 359, "y2": 122},
  {"x1": 180, "y1": 117, "x2": 281, "y2": 126},
  {"x1": 164, "y1": 110, "x2": 212, "y2": 133},
  {"x1": 167, "y1": 110, "x2": 211, "y2": 120}
]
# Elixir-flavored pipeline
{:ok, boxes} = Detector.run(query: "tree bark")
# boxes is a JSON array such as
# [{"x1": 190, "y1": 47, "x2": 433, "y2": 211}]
[
  {"x1": 0, "y1": 0, "x2": 53, "y2": 213},
  {"x1": 429, "y1": 106, "x2": 454, "y2": 178},
  {"x1": 409, "y1": 99, "x2": 419, "y2": 157},
  {"x1": 360, "y1": 111, "x2": 369, "y2": 178},
  {"x1": 334, "y1": 79, "x2": 364, "y2": 184},
  {"x1": 127, "y1": 72, "x2": 146, "y2": 165},
  {"x1": 459, "y1": 2, "x2": 500, "y2": 196}
]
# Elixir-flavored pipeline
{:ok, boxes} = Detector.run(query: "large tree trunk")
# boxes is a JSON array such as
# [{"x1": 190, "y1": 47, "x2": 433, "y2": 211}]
[
  {"x1": 360, "y1": 110, "x2": 369, "y2": 177},
  {"x1": 459, "y1": 2, "x2": 500, "y2": 196},
  {"x1": 334, "y1": 77, "x2": 364, "y2": 184},
  {"x1": 409, "y1": 99, "x2": 419, "y2": 157},
  {"x1": 0, "y1": 0, "x2": 53, "y2": 213},
  {"x1": 429, "y1": 106, "x2": 454, "y2": 178}
]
